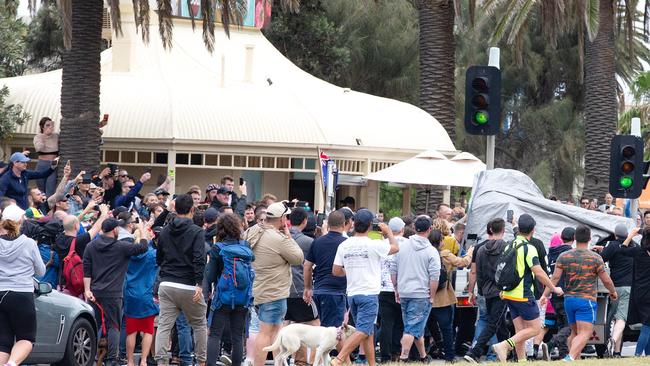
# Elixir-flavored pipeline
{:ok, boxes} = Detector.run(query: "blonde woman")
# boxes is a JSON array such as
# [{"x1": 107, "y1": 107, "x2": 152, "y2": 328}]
[{"x1": 433, "y1": 218, "x2": 460, "y2": 255}]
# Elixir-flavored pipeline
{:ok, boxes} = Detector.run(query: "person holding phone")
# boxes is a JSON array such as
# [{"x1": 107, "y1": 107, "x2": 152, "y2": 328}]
[
  {"x1": 32, "y1": 117, "x2": 59, "y2": 196},
  {"x1": 0, "y1": 153, "x2": 57, "y2": 210}
]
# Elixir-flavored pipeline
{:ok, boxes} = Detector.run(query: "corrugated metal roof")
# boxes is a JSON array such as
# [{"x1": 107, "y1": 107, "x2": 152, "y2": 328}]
[{"x1": 0, "y1": 10, "x2": 456, "y2": 153}]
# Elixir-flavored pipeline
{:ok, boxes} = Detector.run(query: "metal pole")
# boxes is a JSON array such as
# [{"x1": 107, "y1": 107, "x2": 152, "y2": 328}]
[
  {"x1": 486, "y1": 47, "x2": 500, "y2": 170},
  {"x1": 630, "y1": 117, "x2": 642, "y2": 219}
]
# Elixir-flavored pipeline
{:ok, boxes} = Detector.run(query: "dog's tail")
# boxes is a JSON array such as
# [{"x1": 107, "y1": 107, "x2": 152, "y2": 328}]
[{"x1": 262, "y1": 334, "x2": 282, "y2": 352}]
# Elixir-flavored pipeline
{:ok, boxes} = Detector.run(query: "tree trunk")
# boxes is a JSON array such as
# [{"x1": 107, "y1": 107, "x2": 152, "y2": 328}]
[
  {"x1": 582, "y1": 0, "x2": 617, "y2": 200},
  {"x1": 414, "y1": 0, "x2": 455, "y2": 215},
  {"x1": 417, "y1": 0, "x2": 456, "y2": 141},
  {"x1": 59, "y1": 0, "x2": 103, "y2": 176}
]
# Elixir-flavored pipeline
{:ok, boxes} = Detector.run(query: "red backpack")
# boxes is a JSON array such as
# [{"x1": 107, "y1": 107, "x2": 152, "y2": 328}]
[{"x1": 63, "y1": 238, "x2": 84, "y2": 296}]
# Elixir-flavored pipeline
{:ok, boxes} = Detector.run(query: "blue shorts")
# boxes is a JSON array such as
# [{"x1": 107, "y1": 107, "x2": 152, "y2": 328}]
[
  {"x1": 313, "y1": 293, "x2": 347, "y2": 327},
  {"x1": 505, "y1": 298, "x2": 539, "y2": 321},
  {"x1": 564, "y1": 297, "x2": 597, "y2": 325},
  {"x1": 257, "y1": 299, "x2": 287, "y2": 325},
  {"x1": 400, "y1": 298, "x2": 432, "y2": 338},
  {"x1": 348, "y1": 295, "x2": 379, "y2": 336}
]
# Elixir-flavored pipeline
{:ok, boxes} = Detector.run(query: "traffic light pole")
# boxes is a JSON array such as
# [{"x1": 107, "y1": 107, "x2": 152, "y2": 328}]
[
  {"x1": 486, "y1": 47, "x2": 500, "y2": 170},
  {"x1": 630, "y1": 117, "x2": 641, "y2": 219}
]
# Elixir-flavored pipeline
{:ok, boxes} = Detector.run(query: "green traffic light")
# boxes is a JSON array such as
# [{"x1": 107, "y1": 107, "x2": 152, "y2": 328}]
[
  {"x1": 474, "y1": 111, "x2": 489, "y2": 125},
  {"x1": 620, "y1": 176, "x2": 633, "y2": 189}
]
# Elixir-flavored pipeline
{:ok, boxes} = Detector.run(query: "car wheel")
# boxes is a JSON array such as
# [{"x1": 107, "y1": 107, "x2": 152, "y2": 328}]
[{"x1": 59, "y1": 318, "x2": 96, "y2": 366}]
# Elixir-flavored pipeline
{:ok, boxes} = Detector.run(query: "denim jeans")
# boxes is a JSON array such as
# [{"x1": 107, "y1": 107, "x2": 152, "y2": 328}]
[
  {"x1": 471, "y1": 295, "x2": 497, "y2": 360},
  {"x1": 35, "y1": 159, "x2": 57, "y2": 197},
  {"x1": 427, "y1": 306, "x2": 455, "y2": 361},
  {"x1": 636, "y1": 324, "x2": 650, "y2": 356},
  {"x1": 176, "y1": 313, "x2": 194, "y2": 365}
]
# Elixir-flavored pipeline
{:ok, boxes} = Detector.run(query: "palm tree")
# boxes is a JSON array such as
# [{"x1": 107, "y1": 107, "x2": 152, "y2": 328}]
[
  {"x1": 483, "y1": 0, "x2": 648, "y2": 200},
  {"x1": 10, "y1": 0, "x2": 297, "y2": 174}
]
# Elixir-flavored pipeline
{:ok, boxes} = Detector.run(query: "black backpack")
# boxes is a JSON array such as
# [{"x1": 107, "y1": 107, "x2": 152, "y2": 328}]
[
  {"x1": 436, "y1": 248, "x2": 448, "y2": 290},
  {"x1": 495, "y1": 240, "x2": 528, "y2": 291}
]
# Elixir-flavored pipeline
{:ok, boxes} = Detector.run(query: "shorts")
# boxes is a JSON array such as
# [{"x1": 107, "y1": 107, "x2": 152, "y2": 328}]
[
  {"x1": 125, "y1": 315, "x2": 156, "y2": 334},
  {"x1": 257, "y1": 299, "x2": 287, "y2": 325},
  {"x1": 564, "y1": 297, "x2": 597, "y2": 325},
  {"x1": 313, "y1": 293, "x2": 347, "y2": 327},
  {"x1": 400, "y1": 298, "x2": 431, "y2": 338},
  {"x1": 613, "y1": 286, "x2": 631, "y2": 322},
  {"x1": 0, "y1": 291, "x2": 36, "y2": 353},
  {"x1": 285, "y1": 298, "x2": 318, "y2": 322},
  {"x1": 505, "y1": 298, "x2": 540, "y2": 321},
  {"x1": 348, "y1": 295, "x2": 379, "y2": 336}
]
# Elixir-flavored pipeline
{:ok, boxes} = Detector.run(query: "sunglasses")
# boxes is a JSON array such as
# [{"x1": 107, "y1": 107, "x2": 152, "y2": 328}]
[
  {"x1": 581, "y1": 201, "x2": 589, "y2": 205},
  {"x1": 120, "y1": 175, "x2": 129, "y2": 178}
]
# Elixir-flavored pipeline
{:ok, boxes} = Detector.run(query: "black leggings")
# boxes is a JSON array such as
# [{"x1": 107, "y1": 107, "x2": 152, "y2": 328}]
[
  {"x1": 0, "y1": 291, "x2": 36, "y2": 354},
  {"x1": 206, "y1": 306, "x2": 248, "y2": 366}
]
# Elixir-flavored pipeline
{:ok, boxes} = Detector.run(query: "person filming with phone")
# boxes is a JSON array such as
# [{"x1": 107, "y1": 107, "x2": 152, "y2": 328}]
[
  {"x1": 0, "y1": 152, "x2": 57, "y2": 210},
  {"x1": 32, "y1": 117, "x2": 59, "y2": 196}
]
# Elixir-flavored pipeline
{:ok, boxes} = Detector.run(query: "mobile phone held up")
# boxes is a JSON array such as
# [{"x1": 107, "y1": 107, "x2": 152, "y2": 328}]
[
  {"x1": 506, "y1": 209, "x2": 514, "y2": 224},
  {"x1": 240, "y1": 177, "x2": 245, "y2": 185}
]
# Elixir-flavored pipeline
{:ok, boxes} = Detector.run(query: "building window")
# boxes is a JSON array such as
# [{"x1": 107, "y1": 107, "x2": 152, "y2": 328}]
[
  {"x1": 190, "y1": 154, "x2": 203, "y2": 165},
  {"x1": 122, "y1": 151, "x2": 136, "y2": 163},
  {"x1": 177, "y1": 153, "x2": 189, "y2": 165},
  {"x1": 154, "y1": 152, "x2": 168, "y2": 164},
  {"x1": 105, "y1": 150, "x2": 119, "y2": 162}
]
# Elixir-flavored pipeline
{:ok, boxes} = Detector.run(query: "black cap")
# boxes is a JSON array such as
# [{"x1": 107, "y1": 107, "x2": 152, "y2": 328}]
[
  {"x1": 339, "y1": 207, "x2": 354, "y2": 221},
  {"x1": 112, "y1": 206, "x2": 129, "y2": 218},
  {"x1": 341, "y1": 196, "x2": 355, "y2": 205},
  {"x1": 415, "y1": 216, "x2": 433, "y2": 233},
  {"x1": 216, "y1": 186, "x2": 231, "y2": 195},
  {"x1": 117, "y1": 211, "x2": 134, "y2": 225},
  {"x1": 204, "y1": 207, "x2": 218, "y2": 222},
  {"x1": 560, "y1": 227, "x2": 575, "y2": 242},
  {"x1": 154, "y1": 188, "x2": 170, "y2": 196},
  {"x1": 518, "y1": 214, "x2": 536, "y2": 234},
  {"x1": 102, "y1": 218, "x2": 124, "y2": 232}
]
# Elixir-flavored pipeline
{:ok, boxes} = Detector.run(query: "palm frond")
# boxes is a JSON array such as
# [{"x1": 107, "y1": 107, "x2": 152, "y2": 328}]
[
  {"x1": 201, "y1": 0, "x2": 215, "y2": 53},
  {"x1": 644, "y1": 0, "x2": 649, "y2": 41},
  {"x1": 157, "y1": 0, "x2": 174, "y2": 49},
  {"x1": 187, "y1": 0, "x2": 196, "y2": 30},
  {"x1": 2, "y1": 0, "x2": 18, "y2": 15},
  {"x1": 584, "y1": 0, "x2": 599, "y2": 41},
  {"x1": 506, "y1": 0, "x2": 536, "y2": 45},
  {"x1": 139, "y1": 0, "x2": 150, "y2": 43},
  {"x1": 469, "y1": 0, "x2": 476, "y2": 27},
  {"x1": 108, "y1": 0, "x2": 123, "y2": 37},
  {"x1": 489, "y1": 0, "x2": 521, "y2": 44}
]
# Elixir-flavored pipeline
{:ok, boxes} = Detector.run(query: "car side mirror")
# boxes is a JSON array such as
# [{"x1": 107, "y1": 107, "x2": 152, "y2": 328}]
[{"x1": 37, "y1": 282, "x2": 53, "y2": 295}]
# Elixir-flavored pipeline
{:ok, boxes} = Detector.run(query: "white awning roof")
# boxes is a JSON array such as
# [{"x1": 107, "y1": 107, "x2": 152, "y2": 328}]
[{"x1": 0, "y1": 7, "x2": 456, "y2": 154}]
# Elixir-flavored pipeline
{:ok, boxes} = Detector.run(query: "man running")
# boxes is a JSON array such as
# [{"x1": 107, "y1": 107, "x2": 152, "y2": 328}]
[{"x1": 542, "y1": 225, "x2": 618, "y2": 361}]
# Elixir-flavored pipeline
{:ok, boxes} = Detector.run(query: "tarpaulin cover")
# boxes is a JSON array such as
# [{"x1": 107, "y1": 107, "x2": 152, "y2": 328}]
[{"x1": 465, "y1": 169, "x2": 634, "y2": 247}]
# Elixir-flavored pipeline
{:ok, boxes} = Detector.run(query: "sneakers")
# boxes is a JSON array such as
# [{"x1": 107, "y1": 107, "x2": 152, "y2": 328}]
[
  {"x1": 420, "y1": 355, "x2": 434, "y2": 364},
  {"x1": 220, "y1": 355, "x2": 232, "y2": 366},
  {"x1": 562, "y1": 355, "x2": 574, "y2": 362},
  {"x1": 492, "y1": 341, "x2": 510, "y2": 363},
  {"x1": 540, "y1": 343, "x2": 550, "y2": 361},
  {"x1": 462, "y1": 354, "x2": 478, "y2": 363}
]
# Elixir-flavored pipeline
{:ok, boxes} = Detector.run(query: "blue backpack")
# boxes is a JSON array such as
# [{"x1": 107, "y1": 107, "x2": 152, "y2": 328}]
[{"x1": 211, "y1": 241, "x2": 255, "y2": 310}]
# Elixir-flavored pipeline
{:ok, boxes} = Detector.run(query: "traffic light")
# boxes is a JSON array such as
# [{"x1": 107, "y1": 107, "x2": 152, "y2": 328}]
[
  {"x1": 464, "y1": 65, "x2": 501, "y2": 135},
  {"x1": 609, "y1": 135, "x2": 645, "y2": 198}
]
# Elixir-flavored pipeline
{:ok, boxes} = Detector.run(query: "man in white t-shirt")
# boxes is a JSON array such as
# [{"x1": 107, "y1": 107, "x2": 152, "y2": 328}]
[{"x1": 331, "y1": 209, "x2": 400, "y2": 366}]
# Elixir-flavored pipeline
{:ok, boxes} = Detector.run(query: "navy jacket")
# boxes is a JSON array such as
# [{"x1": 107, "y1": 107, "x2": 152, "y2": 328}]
[{"x1": 0, "y1": 167, "x2": 54, "y2": 209}]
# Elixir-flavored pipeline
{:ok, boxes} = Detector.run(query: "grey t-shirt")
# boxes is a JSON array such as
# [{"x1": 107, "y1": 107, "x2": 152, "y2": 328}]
[{"x1": 289, "y1": 228, "x2": 313, "y2": 298}]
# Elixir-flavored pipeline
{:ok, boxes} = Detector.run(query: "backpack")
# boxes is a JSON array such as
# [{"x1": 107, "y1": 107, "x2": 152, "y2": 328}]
[
  {"x1": 62, "y1": 238, "x2": 85, "y2": 296},
  {"x1": 435, "y1": 248, "x2": 448, "y2": 290},
  {"x1": 213, "y1": 241, "x2": 255, "y2": 309},
  {"x1": 494, "y1": 240, "x2": 528, "y2": 291}
]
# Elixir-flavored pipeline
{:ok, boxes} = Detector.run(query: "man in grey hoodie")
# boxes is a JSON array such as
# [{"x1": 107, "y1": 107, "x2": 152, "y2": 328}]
[{"x1": 391, "y1": 215, "x2": 440, "y2": 362}]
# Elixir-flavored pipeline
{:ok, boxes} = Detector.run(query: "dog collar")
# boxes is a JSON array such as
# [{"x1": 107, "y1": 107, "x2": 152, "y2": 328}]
[{"x1": 336, "y1": 327, "x2": 343, "y2": 341}]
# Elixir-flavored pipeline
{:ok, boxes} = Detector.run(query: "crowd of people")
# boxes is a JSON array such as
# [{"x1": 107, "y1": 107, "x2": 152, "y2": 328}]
[{"x1": 0, "y1": 144, "x2": 650, "y2": 366}]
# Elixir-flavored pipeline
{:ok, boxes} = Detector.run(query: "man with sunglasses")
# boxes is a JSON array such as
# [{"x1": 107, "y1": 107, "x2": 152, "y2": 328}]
[
  {"x1": 580, "y1": 198, "x2": 590, "y2": 209},
  {"x1": 0, "y1": 152, "x2": 56, "y2": 210}
]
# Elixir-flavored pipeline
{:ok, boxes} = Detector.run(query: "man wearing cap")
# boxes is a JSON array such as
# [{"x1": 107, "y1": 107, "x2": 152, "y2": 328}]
[
  {"x1": 303, "y1": 210, "x2": 349, "y2": 329},
  {"x1": 491, "y1": 214, "x2": 563, "y2": 362},
  {"x1": 331, "y1": 209, "x2": 400, "y2": 366},
  {"x1": 154, "y1": 188, "x2": 171, "y2": 206},
  {"x1": 243, "y1": 202, "x2": 304, "y2": 366},
  {"x1": 210, "y1": 185, "x2": 248, "y2": 216},
  {"x1": 391, "y1": 216, "x2": 440, "y2": 363},
  {"x1": 0, "y1": 152, "x2": 56, "y2": 210},
  {"x1": 593, "y1": 224, "x2": 636, "y2": 357},
  {"x1": 377, "y1": 217, "x2": 406, "y2": 363},
  {"x1": 83, "y1": 217, "x2": 151, "y2": 366}
]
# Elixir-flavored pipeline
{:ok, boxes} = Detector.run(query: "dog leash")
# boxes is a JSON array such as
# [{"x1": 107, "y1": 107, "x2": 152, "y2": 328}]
[{"x1": 90, "y1": 299, "x2": 108, "y2": 336}]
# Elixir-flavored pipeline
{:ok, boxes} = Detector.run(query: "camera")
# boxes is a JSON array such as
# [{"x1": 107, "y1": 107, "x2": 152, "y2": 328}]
[{"x1": 371, "y1": 219, "x2": 381, "y2": 232}]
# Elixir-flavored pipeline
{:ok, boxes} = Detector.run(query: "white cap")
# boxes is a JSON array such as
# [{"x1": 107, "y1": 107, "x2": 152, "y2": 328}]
[
  {"x1": 1, "y1": 204, "x2": 25, "y2": 222},
  {"x1": 388, "y1": 217, "x2": 405, "y2": 232}
]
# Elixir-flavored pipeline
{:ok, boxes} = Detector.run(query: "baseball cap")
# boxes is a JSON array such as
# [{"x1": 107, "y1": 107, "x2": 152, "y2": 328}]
[
  {"x1": 339, "y1": 207, "x2": 354, "y2": 221},
  {"x1": 9, "y1": 152, "x2": 30, "y2": 163},
  {"x1": 388, "y1": 217, "x2": 405, "y2": 232},
  {"x1": 117, "y1": 211, "x2": 135, "y2": 225},
  {"x1": 154, "y1": 188, "x2": 170, "y2": 196},
  {"x1": 204, "y1": 207, "x2": 219, "y2": 222},
  {"x1": 560, "y1": 227, "x2": 576, "y2": 242},
  {"x1": 517, "y1": 214, "x2": 536, "y2": 234},
  {"x1": 266, "y1": 202, "x2": 291, "y2": 218},
  {"x1": 112, "y1": 206, "x2": 129, "y2": 217},
  {"x1": 415, "y1": 215, "x2": 433, "y2": 233},
  {"x1": 216, "y1": 186, "x2": 231, "y2": 195},
  {"x1": 353, "y1": 209, "x2": 374, "y2": 226},
  {"x1": 1, "y1": 204, "x2": 25, "y2": 222},
  {"x1": 614, "y1": 224, "x2": 628, "y2": 239},
  {"x1": 102, "y1": 218, "x2": 124, "y2": 232}
]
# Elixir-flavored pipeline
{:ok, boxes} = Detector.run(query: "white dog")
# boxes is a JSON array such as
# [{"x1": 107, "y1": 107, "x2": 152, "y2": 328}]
[{"x1": 263, "y1": 323, "x2": 355, "y2": 366}]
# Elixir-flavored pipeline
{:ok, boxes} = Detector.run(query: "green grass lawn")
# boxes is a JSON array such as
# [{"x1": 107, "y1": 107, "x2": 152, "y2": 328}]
[{"x1": 377, "y1": 358, "x2": 649, "y2": 366}]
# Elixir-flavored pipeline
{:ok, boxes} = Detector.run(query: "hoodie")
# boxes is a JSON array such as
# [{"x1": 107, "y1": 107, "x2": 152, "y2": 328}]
[
  {"x1": 243, "y1": 223, "x2": 303, "y2": 305},
  {"x1": 156, "y1": 217, "x2": 206, "y2": 286},
  {"x1": 548, "y1": 244, "x2": 572, "y2": 290},
  {"x1": 391, "y1": 234, "x2": 440, "y2": 299},
  {"x1": 476, "y1": 239, "x2": 507, "y2": 299},
  {"x1": 123, "y1": 243, "x2": 159, "y2": 318},
  {"x1": 0, "y1": 234, "x2": 46, "y2": 292},
  {"x1": 82, "y1": 234, "x2": 148, "y2": 297}
]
